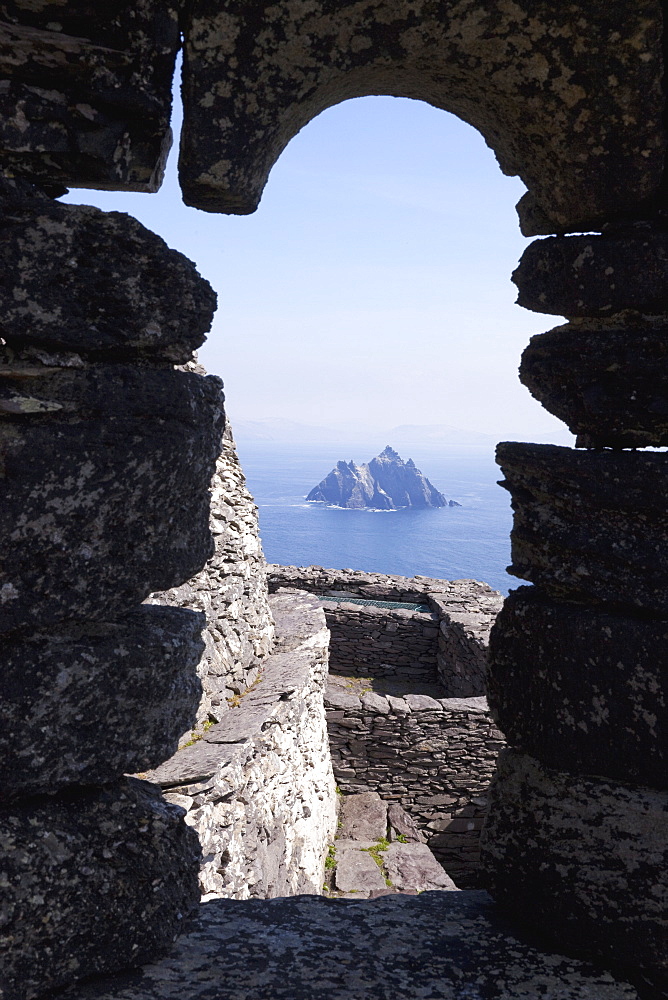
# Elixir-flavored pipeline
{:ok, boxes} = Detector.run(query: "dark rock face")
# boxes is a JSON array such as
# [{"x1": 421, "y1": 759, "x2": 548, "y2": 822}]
[
  {"x1": 0, "y1": 364, "x2": 225, "y2": 635},
  {"x1": 513, "y1": 231, "x2": 668, "y2": 317},
  {"x1": 488, "y1": 587, "x2": 667, "y2": 787},
  {"x1": 179, "y1": 0, "x2": 664, "y2": 235},
  {"x1": 481, "y1": 750, "x2": 668, "y2": 973},
  {"x1": 0, "y1": 3, "x2": 181, "y2": 192},
  {"x1": 0, "y1": 200, "x2": 217, "y2": 362},
  {"x1": 497, "y1": 442, "x2": 668, "y2": 615},
  {"x1": 0, "y1": 778, "x2": 201, "y2": 1000},
  {"x1": 520, "y1": 319, "x2": 668, "y2": 449},
  {"x1": 0, "y1": 606, "x2": 206, "y2": 800},
  {"x1": 306, "y1": 446, "x2": 452, "y2": 509}
]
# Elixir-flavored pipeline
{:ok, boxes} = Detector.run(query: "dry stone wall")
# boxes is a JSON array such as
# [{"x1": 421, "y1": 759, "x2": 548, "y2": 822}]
[
  {"x1": 326, "y1": 680, "x2": 504, "y2": 889},
  {"x1": 151, "y1": 406, "x2": 274, "y2": 726},
  {"x1": 143, "y1": 592, "x2": 337, "y2": 900},
  {"x1": 268, "y1": 565, "x2": 502, "y2": 697}
]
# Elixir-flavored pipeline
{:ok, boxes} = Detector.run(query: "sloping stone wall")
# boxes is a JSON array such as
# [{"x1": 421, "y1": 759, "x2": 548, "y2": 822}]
[
  {"x1": 143, "y1": 591, "x2": 337, "y2": 900},
  {"x1": 151, "y1": 410, "x2": 274, "y2": 725}
]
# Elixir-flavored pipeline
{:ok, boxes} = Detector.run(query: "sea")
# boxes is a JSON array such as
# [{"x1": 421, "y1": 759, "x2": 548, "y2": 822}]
[{"x1": 234, "y1": 442, "x2": 519, "y2": 596}]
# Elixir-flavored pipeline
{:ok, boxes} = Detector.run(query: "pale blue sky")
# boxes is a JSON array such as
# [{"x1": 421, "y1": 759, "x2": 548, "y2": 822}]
[{"x1": 62, "y1": 83, "x2": 572, "y2": 444}]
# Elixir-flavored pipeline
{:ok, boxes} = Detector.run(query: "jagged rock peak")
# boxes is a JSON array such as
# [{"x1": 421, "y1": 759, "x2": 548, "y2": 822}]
[{"x1": 306, "y1": 448, "x2": 461, "y2": 510}]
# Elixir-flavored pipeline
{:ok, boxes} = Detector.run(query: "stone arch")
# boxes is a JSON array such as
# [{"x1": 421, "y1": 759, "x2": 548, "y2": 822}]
[{"x1": 179, "y1": 0, "x2": 664, "y2": 234}]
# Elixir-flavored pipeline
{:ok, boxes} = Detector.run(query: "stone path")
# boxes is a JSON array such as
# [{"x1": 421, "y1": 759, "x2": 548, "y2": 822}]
[{"x1": 324, "y1": 791, "x2": 458, "y2": 898}]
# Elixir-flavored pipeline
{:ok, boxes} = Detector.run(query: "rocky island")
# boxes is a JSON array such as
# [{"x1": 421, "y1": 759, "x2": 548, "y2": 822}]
[{"x1": 306, "y1": 446, "x2": 461, "y2": 509}]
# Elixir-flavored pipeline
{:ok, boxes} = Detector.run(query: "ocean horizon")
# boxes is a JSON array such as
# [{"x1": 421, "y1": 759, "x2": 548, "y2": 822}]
[{"x1": 234, "y1": 440, "x2": 521, "y2": 595}]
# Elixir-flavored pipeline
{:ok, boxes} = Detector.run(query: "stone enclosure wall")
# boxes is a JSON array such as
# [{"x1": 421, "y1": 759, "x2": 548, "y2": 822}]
[
  {"x1": 269, "y1": 567, "x2": 506, "y2": 887},
  {"x1": 2, "y1": 1, "x2": 668, "y2": 996},
  {"x1": 268, "y1": 565, "x2": 503, "y2": 697}
]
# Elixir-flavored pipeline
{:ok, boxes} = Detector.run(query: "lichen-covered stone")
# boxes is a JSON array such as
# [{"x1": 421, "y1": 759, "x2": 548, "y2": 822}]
[
  {"x1": 519, "y1": 318, "x2": 668, "y2": 449},
  {"x1": 0, "y1": 363, "x2": 225, "y2": 635},
  {"x1": 0, "y1": 200, "x2": 216, "y2": 361},
  {"x1": 488, "y1": 587, "x2": 667, "y2": 787},
  {"x1": 0, "y1": 778, "x2": 201, "y2": 1000},
  {"x1": 151, "y1": 419, "x2": 274, "y2": 719},
  {"x1": 0, "y1": 3, "x2": 181, "y2": 191},
  {"x1": 481, "y1": 750, "x2": 668, "y2": 972},
  {"x1": 514, "y1": 230, "x2": 668, "y2": 317},
  {"x1": 0, "y1": 605, "x2": 205, "y2": 800},
  {"x1": 53, "y1": 892, "x2": 642, "y2": 1000},
  {"x1": 179, "y1": 0, "x2": 663, "y2": 235},
  {"x1": 497, "y1": 442, "x2": 668, "y2": 615}
]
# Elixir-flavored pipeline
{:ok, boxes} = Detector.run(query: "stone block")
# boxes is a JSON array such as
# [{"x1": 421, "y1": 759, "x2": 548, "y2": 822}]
[
  {"x1": 383, "y1": 842, "x2": 457, "y2": 892},
  {"x1": 387, "y1": 802, "x2": 426, "y2": 844},
  {"x1": 0, "y1": 4, "x2": 180, "y2": 191},
  {"x1": 513, "y1": 230, "x2": 668, "y2": 317},
  {"x1": 338, "y1": 792, "x2": 388, "y2": 842},
  {"x1": 0, "y1": 778, "x2": 201, "y2": 1000},
  {"x1": 488, "y1": 588, "x2": 667, "y2": 787},
  {"x1": 334, "y1": 848, "x2": 387, "y2": 894},
  {"x1": 0, "y1": 200, "x2": 216, "y2": 362},
  {"x1": 0, "y1": 364, "x2": 225, "y2": 635},
  {"x1": 520, "y1": 319, "x2": 668, "y2": 448},
  {"x1": 179, "y1": 0, "x2": 663, "y2": 235},
  {"x1": 481, "y1": 750, "x2": 668, "y2": 972},
  {"x1": 0, "y1": 605, "x2": 205, "y2": 800},
  {"x1": 497, "y1": 442, "x2": 668, "y2": 614}
]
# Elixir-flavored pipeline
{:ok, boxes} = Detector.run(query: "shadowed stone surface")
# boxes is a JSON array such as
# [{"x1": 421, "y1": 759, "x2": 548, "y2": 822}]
[
  {"x1": 514, "y1": 230, "x2": 668, "y2": 317},
  {"x1": 0, "y1": 3, "x2": 180, "y2": 191},
  {"x1": 179, "y1": 0, "x2": 663, "y2": 234},
  {"x1": 0, "y1": 364, "x2": 224, "y2": 635},
  {"x1": 519, "y1": 318, "x2": 668, "y2": 449},
  {"x1": 481, "y1": 750, "x2": 668, "y2": 973},
  {"x1": 488, "y1": 587, "x2": 667, "y2": 787},
  {"x1": 0, "y1": 778, "x2": 201, "y2": 1000},
  {"x1": 0, "y1": 200, "x2": 216, "y2": 361},
  {"x1": 497, "y1": 442, "x2": 668, "y2": 615},
  {"x1": 0, "y1": 606, "x2": 205, "y2": 800},
  {"x1": 54, "y1": 892, "x2": 641, "y2": 999}
]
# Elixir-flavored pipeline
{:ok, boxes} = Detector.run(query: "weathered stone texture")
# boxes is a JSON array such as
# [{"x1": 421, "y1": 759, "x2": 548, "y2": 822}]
[
  {"x1": 481, "y1": 750, "x2": 668, "y2": 972},
  {"x1": 0, "y1": 3, "x2": 181, "y2": 191},
  {"x1": 520, "y1": 317, "x2": 668, "y2": 449},
  {"x1": 0, "y1": 778, "x2": 201, "y2": 1000},
  {"x1": 514, "y1": 230, "x2": 668, "y2": 318},
  {"x1": 0, "y1": 200, "x2": 217, "y2": 361},
  {"x1": 488, "y1": 587, "x2": 667, "y2": 787},
  {"x1": 497, "y1": 442, "x2": 668, "y2": 615},
  {"x1": 151, "y1": 421, "x2": 274, "y2": 722},
  {"x1": 0, "y1": 362, "x2": 225, "y2": 635},
  {"x1": 326, "y1": 675, "x2": 505, "y2": 888},
  {"x1": 180, "y1": 0, "x2": 664, "y2": 235},
  {"x1": 143, "y1": 591, "x2": 337, "y2": 900},
  {"x1": 0, "y1": 606, "x2": 205, "y2": 800},
  {"x1": 54, "y1": 893, "x2": 642, "y2": 1000}
]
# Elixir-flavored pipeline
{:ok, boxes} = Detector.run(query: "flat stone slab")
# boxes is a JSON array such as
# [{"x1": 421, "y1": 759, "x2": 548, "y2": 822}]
[
  {"x1": 334, "y1": 848, "x2": 387, "y2": 894},
  {"x1": 338, "y1": 792, "x2": 388, "y2": 841},
  {"x1": 383, "y1": 842, "x2": 458, "y2": 892},
  {"x1": 57, "y1": 892, "x2": 641, "y2": 999}
]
